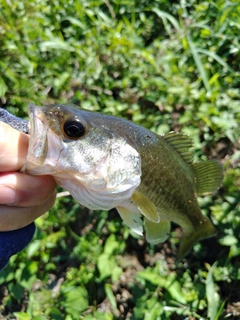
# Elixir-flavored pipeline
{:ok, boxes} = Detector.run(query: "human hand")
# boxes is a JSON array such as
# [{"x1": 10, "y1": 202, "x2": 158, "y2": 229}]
[{"x1": 0, "y1": 122, "x2": 56, "y2": 231}]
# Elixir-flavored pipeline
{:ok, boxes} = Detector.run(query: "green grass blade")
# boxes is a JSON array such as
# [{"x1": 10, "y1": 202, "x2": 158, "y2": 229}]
[
  {"x1": 105, "y1": 284, "x2": 118, "y2": 311},
  {"x1": 197, "y1": 48, "x2": 234, "y2": 73},
  {"x1": 214, "y1": 299, "x2": 226, "y2": 320},
  {"x1": 187, "y1": 36, "x2": 211, "y2": 93},
  {"x1": 206, "y1": 265, "x2": 219, "y2": 320},
  {"x1": 152, "y1": 8, "x2": 180, "y2": 31}
]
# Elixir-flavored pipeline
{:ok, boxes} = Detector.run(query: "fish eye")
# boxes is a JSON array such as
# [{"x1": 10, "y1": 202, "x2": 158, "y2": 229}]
[{"x1": 63, "y1": 119, "x2": 85, "y2": 139}]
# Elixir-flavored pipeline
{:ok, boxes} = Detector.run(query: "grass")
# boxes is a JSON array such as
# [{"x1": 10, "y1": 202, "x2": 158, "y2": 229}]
[{"x1": 0, "y1": 0, "x2": 240, "y2": 319}]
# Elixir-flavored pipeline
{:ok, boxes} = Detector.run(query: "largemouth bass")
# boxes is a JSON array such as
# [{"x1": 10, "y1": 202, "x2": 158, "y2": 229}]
[{"x1": 0, "y1": 104, "x2": 223, "y2": 259}]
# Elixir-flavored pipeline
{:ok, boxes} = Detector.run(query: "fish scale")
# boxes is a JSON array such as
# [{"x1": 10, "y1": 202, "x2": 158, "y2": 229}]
[{"x1": 138, "y1": 138, "x2": 192, "y2": 213}]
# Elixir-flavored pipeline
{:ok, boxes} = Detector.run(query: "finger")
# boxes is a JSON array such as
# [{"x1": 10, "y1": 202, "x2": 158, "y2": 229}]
[
  {"x1": 0, "y1": 122, "x2": 29, "y2": 172},
  {"x1": 0, "y1": 172, "x2": 56, "y2": 207},
  {"x1": 0, "y1": 193, "x2": 56, "y2": 231}
]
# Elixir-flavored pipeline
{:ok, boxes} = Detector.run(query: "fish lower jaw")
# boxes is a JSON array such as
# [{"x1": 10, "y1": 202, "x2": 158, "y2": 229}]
[{"x1": 23, "y1": 160, "x2": 58, "y2": 175}]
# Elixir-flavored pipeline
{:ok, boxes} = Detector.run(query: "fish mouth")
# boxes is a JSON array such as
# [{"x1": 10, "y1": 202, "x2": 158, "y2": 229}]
[
  {"x1": 24, "y1": 103, "x2": 64, "y2": 175},
  {"x1": 28, "y1": 103, "x2": 48, "y2": 164}
]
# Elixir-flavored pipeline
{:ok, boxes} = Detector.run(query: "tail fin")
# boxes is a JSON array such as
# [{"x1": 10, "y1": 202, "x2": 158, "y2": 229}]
[{"x1": 177, "y1": 216, "x2": 216, "y2": 260}]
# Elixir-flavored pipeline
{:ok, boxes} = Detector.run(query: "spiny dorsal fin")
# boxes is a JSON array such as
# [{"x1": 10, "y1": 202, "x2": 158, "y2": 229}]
[
  {"x1": 163, "y1": 132, "x2": 193, "y2": 164},
  {"x1": 192, "y1": 160, "x2": 223, "y2": 195}
]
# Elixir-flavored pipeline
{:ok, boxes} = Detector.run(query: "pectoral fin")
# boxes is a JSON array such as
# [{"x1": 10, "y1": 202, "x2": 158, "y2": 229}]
[
  {"x1": 131, "y1": 190, "x2": 160, "y2": 223},
  {"x1": 116, "y1": 206, "x2": 143, "y2": 236},
  {"x1": 145, "y1": 218, "x2": 171, "y2": 244}
]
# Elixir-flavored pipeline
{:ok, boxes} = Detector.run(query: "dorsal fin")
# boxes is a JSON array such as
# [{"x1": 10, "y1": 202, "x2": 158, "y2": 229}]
[
  {"x1": 192, "y1": 160, "x2": 223, "y2": 195},
  {"x1": 163, "y1": 132, "x2": 193, "y2": 164}
]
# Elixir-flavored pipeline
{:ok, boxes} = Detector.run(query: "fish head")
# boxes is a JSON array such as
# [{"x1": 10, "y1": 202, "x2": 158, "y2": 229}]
[
  {"x1": 24, "y1": 103, "x2": 141, "y2": 210},
  {"x1": 26, "y1": 103, "x2": 110, "y2": 175}
]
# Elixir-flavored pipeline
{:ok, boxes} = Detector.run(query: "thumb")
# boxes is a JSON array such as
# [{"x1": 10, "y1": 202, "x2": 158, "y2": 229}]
[{"x1": 0, "y1": 122, "x2": 29, "y2": 172}]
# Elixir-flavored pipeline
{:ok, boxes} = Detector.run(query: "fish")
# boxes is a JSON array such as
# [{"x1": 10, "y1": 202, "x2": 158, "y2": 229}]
[{"x1": 0, "y1": 104, "x2": 223, "y2": 259}]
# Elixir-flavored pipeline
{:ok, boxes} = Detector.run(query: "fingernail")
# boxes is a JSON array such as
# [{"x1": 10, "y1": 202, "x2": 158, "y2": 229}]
[{"x1": 0, "y1": 186, "x2": 18, "y2": 205}]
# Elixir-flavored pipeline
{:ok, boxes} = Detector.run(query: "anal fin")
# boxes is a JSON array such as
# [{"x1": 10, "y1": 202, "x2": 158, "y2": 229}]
[{"x1": 145, "y1": 218, "x2": 170, "y2": 244}]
